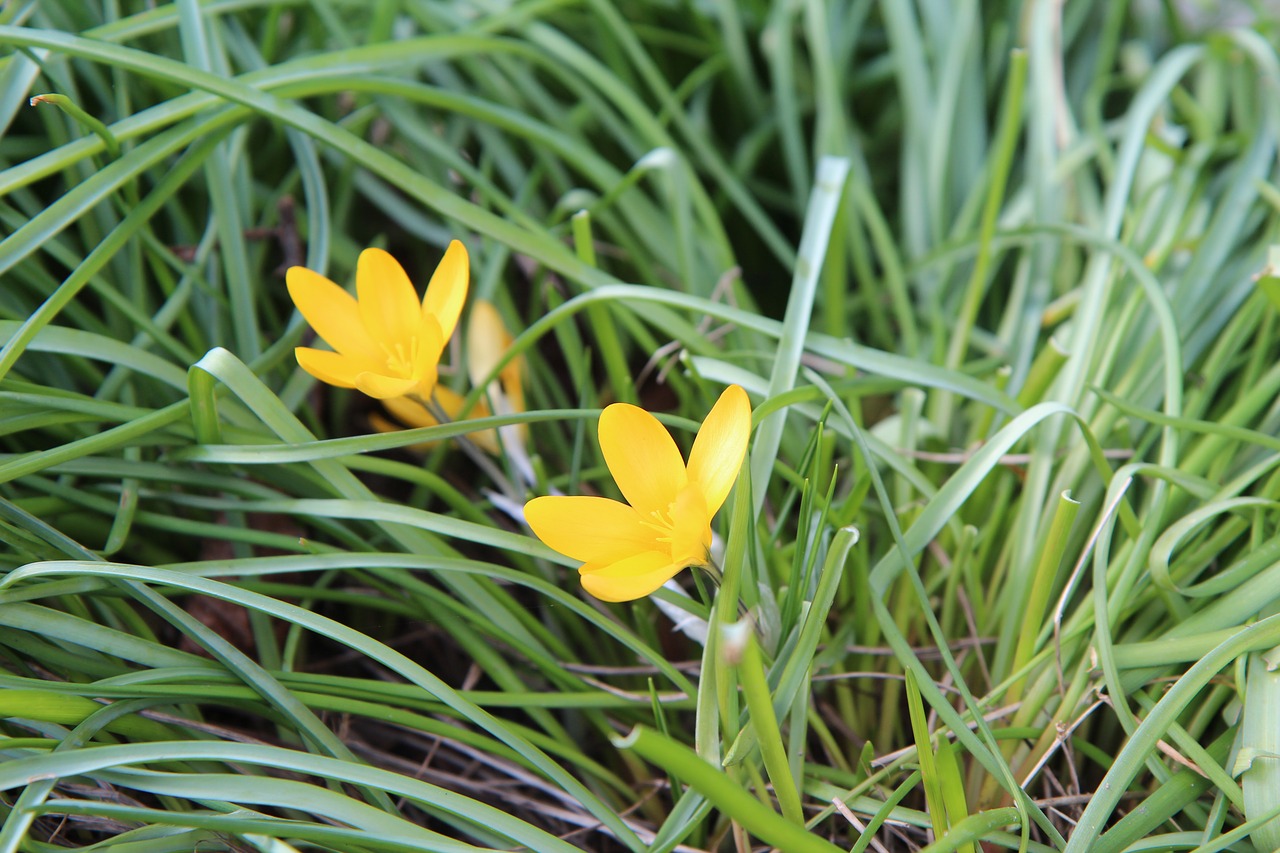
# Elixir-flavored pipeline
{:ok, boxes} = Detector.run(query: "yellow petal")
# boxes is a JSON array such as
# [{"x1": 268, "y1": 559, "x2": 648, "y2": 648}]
[
  {"x1": 525, "y1": 495, "x2": 657, "y2": 564},
  {"x1": 357, "y1": 247, "x2": 421, "y2": 346},
  {"x1": 437, "y1": 385, "x2": 492, "y2": 420},
  {"x1": 667, "y1": 484, "x2": 712, "y2": 567},
  {"x1": 369, "y1": 412, "x2": 406, "y2": 435},
  {"x1": 286, "y1": 266, "x2": 384, "y2": 363},
  {"x1": 412, "y1": 317, "x2": 445, "y2": 380},
  {"x1": 382, "y1": 387, "x2": 492, "y2": 429},
  {"x1": 382, "y1": 395, "x2": 440, "y2": 430},
  {"x1": 598, "y1": 403, "x2": 687, "y2": 516},
  {"x1": 369, "y1": 412, "x2": 439, "y2": 454},
  {"x1": 377, "y1": 389, "x2": 499, "y2": 453},
  {"x1": 354, "y1": 372, "x2": 427, "y2": 400},
  {"x1": 466, "y1": 300, "x2": 525, "y2": 443},
  {"x1": 466, "y1": 299, "x2": 514, "y2": 389},
  {"x1": 295, "y1": 347, "x2": 365, "y2": 388},
  {"x1": 407, "y1": 387, "x2": 500, "y2": 453},
  {"x1": 423, "y1": 240, "x2": 469, "y2": 344},
  {"x1": 579, "y1": 551, "x2": 686, "y2": 602},
  {"x1": 686, "y1": 384, "x2": 751, "y2": 516}
]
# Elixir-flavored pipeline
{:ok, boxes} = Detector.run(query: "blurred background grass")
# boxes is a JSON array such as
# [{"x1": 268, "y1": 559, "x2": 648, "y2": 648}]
[{"x1": 3, "y1": 1, "x2": 1280, "y2": 850}]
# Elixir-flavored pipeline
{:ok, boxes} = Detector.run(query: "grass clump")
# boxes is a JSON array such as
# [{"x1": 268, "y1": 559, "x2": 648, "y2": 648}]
[{"x1": 1, "y1": 1, "x2": 1280, "y2": 851}]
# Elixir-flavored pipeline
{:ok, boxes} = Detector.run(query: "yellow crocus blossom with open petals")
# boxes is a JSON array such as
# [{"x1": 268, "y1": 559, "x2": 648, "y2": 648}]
[
  {"x1": 287, "y1": 241, "x2": 468, "y2": 400},
  {"x1": 525, "y1": 385, "x2": 751, "y2": 602},
  {"x1": 368, "y1": 299, "x2": 526, "y2": 456}
]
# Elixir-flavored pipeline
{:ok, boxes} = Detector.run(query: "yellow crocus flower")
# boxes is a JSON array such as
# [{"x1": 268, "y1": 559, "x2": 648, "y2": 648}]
[
  {"x1": 286, "y1": 241, "x2": 469, "y2": 399},
  {"x1": 524, "y1": 385, "x2": 751, "y2": 602},
  {"x1": 368, "y1": 299, "x2": 526, "y2": 456}
]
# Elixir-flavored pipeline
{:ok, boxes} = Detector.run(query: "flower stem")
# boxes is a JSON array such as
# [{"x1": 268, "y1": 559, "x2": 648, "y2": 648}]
[{"x1": 412, "y1": 393, "x2": 521, "y2": 501}]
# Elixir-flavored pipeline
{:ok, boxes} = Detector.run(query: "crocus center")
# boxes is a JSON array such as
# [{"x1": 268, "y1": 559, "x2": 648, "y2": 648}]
[
  {"x1": 639, "y1": 483, "x2": 711, "y2": 567},
  {"x1": 380, "y1": 336, "x2": 422, "y2": 378}
]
